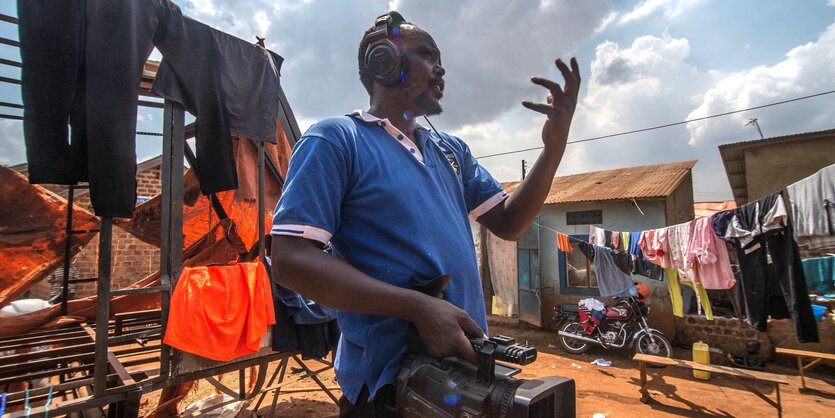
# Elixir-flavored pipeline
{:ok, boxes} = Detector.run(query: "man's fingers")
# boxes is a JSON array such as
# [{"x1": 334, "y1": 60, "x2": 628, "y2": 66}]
[
  {"x1": 530, "y1": 77, "x2": 564, "y2": 96},
  {"x1": 570, "y1": 57, "x2": 581, "y2": 82},
  {"x1": 522, "y1": 101, "x2": 553, "y2": 115},
  {"x1": 555, "y1": 58, "x2": 573, "y2": 80},
  {"x1": 459, "y1": 314, "x2": 484, "y2": 339},
  {"x1": 459, "y1": 341, "x2": 479, "y2": 365}
]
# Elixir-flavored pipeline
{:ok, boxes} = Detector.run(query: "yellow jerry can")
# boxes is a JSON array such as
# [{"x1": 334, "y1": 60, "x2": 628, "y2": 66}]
[{"x1": 692, "y1": 341, "x2": 711, "y2": 380}]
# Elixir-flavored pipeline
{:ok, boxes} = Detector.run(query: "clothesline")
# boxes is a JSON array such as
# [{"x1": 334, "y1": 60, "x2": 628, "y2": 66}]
[{"x1": 532, "y1": 221, "x2": 585, "y2": 242}]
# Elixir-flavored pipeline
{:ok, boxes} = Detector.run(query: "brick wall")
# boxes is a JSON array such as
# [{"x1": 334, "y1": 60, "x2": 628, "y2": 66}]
[
  {"x1": 675, "y1": 314, "x2": 835, "y2": 365},
  {"x1": 675, "y1": 316, "x2": 771, "y2": 362},
  {"x1": 28, "y1": 166, "x2": 164, "y2": 300}
]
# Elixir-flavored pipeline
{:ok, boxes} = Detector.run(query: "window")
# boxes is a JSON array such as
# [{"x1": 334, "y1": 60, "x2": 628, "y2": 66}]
[
  {"x1": 566, "y1": 209, "x2": 602, "y2": 225},
  {"x1": 565, "y1": 240, "x2": 597, "y2": 289}
]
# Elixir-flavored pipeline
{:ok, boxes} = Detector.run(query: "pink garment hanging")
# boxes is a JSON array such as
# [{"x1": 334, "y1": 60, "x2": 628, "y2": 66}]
[
  {"x1": 686, "y1": 216, "x2": 736, "y2": 289},
  {"x1": 638, "y1": 228, "x2": 673, "y2": 268}
]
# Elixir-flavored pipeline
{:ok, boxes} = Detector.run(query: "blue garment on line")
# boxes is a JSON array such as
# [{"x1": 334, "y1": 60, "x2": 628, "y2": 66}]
[
  {"x1": 802, "y1": 256, "x2": 835, "y2": 292},
  {"x1": 593, "y1": 245, "x2": 634, "y2": 297}
]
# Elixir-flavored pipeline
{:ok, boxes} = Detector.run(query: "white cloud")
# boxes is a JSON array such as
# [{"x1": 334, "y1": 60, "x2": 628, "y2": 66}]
[
  {"x1": 253, "y1": 10, "x2": 271, "y2": 35},
  {"x1": 686, "y1": 21, "x2": 835, "y2": 147},
  {"x1": 594, "y1": 10, "x2": 618, "y2": 35},
  {"x1": 188, "y1": 0, "x2": 218, "y2": 17},
  {"x1": 619, "y1": 0, "x2": 709, "y2": 25},
  {"x1": 0, "y1": 120, "x2": 25, "y2": 166},
  {"x1": 545, "y1": 32, "x2": 732, "y2": 197}
]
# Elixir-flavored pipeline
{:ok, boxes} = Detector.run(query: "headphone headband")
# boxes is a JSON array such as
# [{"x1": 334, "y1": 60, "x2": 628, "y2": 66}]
[{"x1": 365, "y1": 11, "x2": 405, "y2": 44}]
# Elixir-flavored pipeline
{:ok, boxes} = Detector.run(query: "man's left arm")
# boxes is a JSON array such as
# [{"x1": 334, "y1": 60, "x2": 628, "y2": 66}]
[{"x1": 478, "y1": 57, "x2": 581, "y2": 240}]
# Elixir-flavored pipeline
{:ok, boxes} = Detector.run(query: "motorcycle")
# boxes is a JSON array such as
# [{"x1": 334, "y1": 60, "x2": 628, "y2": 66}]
[{"x1": 552, "y1": 290, "x2": 672, "y2": 358}]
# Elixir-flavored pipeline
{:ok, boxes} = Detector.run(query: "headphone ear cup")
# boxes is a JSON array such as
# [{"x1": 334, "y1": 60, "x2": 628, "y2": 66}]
[{"x1": 365, "y1": 39, "x2": 403, "y2": 86}]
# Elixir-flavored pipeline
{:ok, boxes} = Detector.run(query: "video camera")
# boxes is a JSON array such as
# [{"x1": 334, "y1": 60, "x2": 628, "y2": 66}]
[{"x1": 396, "y1": 275, "x2": 575, "y2": 417}]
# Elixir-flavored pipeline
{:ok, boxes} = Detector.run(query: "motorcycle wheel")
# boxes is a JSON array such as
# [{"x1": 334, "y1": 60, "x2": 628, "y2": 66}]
[
  {"x1": 558, "y1": 322, "x2": 590, "y2": 354},
  {"x1": 635, "y1": 331, "x2": 672, "y2": 358}
]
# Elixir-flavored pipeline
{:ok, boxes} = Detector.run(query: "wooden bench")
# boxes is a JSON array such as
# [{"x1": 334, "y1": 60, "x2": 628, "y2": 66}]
[
  {"x1": 634, "y1": 353, "x2": 790, "y2": 417},
  {"x1": 775, "y1": 347, "x2": 835, "y2": 390}
]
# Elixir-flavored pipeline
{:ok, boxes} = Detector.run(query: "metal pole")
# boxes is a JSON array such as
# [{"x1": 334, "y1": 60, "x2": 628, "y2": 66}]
[
  {"x1": 94, "y1": 217, "x2": 112, "y2": 397},
  {"x1": 61, "y1": 185, "x2": 75, "y2": 315},
  {"x1": 258, "y1": 140, "x2": 266, "y2": 262},
  {"x1": 159, "y1": 100, "x2": 185, "y2": 379},
  {"x1": 522, "y1": 160, "x2": 527, "y2": 180}
]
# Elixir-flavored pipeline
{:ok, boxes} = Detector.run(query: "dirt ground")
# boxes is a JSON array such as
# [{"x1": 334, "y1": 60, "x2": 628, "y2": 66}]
[{"x1": 140, "y1": 318, "x2": 835, "y2": 417}]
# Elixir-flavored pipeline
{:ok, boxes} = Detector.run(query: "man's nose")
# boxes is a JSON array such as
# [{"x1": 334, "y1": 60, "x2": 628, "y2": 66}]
[{"x1": 434, "y1": 63, "x2": 445, "y2": 77}]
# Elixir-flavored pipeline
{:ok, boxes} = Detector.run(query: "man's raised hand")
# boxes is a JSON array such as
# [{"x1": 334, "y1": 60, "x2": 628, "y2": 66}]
[{"x1": 522, "y1": 57, "x2": 581, "y2": 151}]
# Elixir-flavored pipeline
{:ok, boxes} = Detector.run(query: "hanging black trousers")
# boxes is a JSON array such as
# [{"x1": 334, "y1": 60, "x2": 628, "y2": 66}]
[
  {"x1": 19, "y1": 0, "x2": 88, "y2": 186},
  {"x1": 19, "y1": 0, "x2": 181, "y2": 217},
  {"x1": 19, "y1": 0, "x2": 236, "y2": 217}
]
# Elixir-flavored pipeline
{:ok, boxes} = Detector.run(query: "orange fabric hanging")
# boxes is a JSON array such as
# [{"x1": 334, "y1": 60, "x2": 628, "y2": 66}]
[
  {"x1": 164, "y1": 261, "x2": 276, "y2": 361},
  {"x1": 556, "y1": 232, "x2": 573, "y2": 253}
]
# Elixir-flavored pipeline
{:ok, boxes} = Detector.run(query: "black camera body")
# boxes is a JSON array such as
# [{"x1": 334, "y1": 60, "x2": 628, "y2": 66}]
[
  {"x1": 395, "y1": 335, "x2": 575, "y2": 417},
  {"x1": 398, "y1": 274, "x2": 575, "y2": 417}
]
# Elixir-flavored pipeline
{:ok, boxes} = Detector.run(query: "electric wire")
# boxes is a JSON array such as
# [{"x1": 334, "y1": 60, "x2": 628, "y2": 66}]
[{"x1": 476, "y1": 89, "x2": 835, "y2": 159}]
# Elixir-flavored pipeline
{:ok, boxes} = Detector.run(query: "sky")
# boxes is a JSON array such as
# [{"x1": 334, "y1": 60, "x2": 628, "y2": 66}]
[{"x1": 1, "y1": 0, "x2": 834, "y2": 202}]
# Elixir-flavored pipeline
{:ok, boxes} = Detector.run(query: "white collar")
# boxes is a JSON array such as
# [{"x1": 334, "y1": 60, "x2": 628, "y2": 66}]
[
  {"x1": 348, "y1": 109, "x2": 427, "y2": 164},
  {"x1": 348, "y1": 109, "x2": 429, "y2": 131}
]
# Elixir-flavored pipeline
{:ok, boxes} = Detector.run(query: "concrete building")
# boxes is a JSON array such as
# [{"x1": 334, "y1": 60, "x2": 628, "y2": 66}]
[
  {"x1": 482, "y1": 160, "x2": 697, "y2": 337},
  {"x1": 719, "y1": 128, "x2": 835, "y2": 205}
]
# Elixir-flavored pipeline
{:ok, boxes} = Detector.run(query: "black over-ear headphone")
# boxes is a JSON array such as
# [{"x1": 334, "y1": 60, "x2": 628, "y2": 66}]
[{"x1": 364, "y1": 11, "x2": 407, "y2": 86}]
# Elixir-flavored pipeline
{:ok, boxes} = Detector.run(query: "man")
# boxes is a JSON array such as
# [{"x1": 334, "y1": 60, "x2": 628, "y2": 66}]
[{"x1": 271, "y1": 11, "x2": 580, "y2": 416}]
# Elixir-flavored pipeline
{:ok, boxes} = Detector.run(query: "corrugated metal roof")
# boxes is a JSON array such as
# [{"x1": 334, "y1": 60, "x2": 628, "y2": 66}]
[
  {"x1": 502, "y1": 160, "x2": 697, "y2": 204},
  {"x1": 718, "y1": 128, "x2": 835, "y2": 151},
  {"x1": 694, "y1": 201, "x2": 736, "y2": 218},
  {"x1": 8, "y1": 155, "x2": 166, "y2": 199}
]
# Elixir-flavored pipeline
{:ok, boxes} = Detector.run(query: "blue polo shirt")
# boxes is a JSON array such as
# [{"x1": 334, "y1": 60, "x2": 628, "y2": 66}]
[{"x1": 271, "y1": 110, "x2": 506, "y2": 403}]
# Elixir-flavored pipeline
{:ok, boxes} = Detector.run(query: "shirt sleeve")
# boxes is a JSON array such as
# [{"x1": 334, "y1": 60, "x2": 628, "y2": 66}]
[
  {"x1": 454, "y1": 138, "x2": 507, "y2": 221},
  {"x1": 271, "y1": 135, "x2": 349, "y2": 245}
]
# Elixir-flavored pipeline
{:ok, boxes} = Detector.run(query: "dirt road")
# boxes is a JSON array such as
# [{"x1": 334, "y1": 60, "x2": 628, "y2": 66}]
[{"x1": 147, "y1": 319, "x2": 834, "y2": 417}]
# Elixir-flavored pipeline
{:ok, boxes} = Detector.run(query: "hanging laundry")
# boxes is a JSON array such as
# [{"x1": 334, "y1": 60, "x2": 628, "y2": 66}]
[
  {"x1": 604, "y1": 230, "x2": 613, "y2": 248},
  {"x1": 714, "y1": 192, "x2": 819, "y2": 343},
  {"x1": 611, "y1": 230, "x2": 621, "y2": 250},
  {"x1": 728, "y1": 269, "x2": 748, "y2": 321},
  {"x1": 621, "y1": 231, "x2": 631, "y2": 252},
  {"x1": 666, "y1": 222, "x2": 711, "y2": 317},
  {"x1": 787, "y1": 163, "x2": 835, "y2": 250},
  {"x1": 686, "y1": 216, "x2": 735, "y2": 290},
  {"x1": 639, "y1": 228, "x2": 673, "y2": 268},
  {"x1": 589, "y1": 225, "x2": 606, "y2": 245},
  {"x1": 610, "y1": 249, "x2": 633, "y2": 276},
  {"x1": 628, "y1": 231, "x2": 642, "y2": 255},
  {"x1": 164, "y1": 261, "x2": 276, "y2": 361},
  {"x1": 802, "y1": 256, "x2": 835, "y2": 293},
  {"x1": 556, "y1": 232, "x2": 573, "y2": 253},
  {"x1": 19, "y1": 0, "x2": 189, "y2": 217},
  {"x1": 666, "y1": 268, "x2": 713, "y2": 319},
  {"x1": 627, "y1": 230, "x2": 659, "y2": 279},
  {"x1": 591, "y1": 245, "x2": 634, "y2": 297}
]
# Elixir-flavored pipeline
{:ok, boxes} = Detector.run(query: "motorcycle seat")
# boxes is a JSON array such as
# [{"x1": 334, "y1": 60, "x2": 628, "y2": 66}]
[{"x1": 560, "y1": 304, "x2": 579, "y2": 313}]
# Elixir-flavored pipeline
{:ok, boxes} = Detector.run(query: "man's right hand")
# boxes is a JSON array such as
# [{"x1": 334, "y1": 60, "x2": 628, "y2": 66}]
[{"x1": 410, "y1": 294, "x2": 483, "y2": 365}]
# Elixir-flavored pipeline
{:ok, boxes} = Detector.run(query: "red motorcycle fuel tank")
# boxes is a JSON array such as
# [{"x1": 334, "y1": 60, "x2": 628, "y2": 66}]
[{"x1": 605, "y1": 306, "x2": 631, "y2": 320}]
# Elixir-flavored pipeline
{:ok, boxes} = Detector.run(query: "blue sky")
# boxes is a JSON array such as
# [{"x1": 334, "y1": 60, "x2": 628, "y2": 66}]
[{"x1": 1, "y1": 0, "x2": 834, "y2": 202}]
